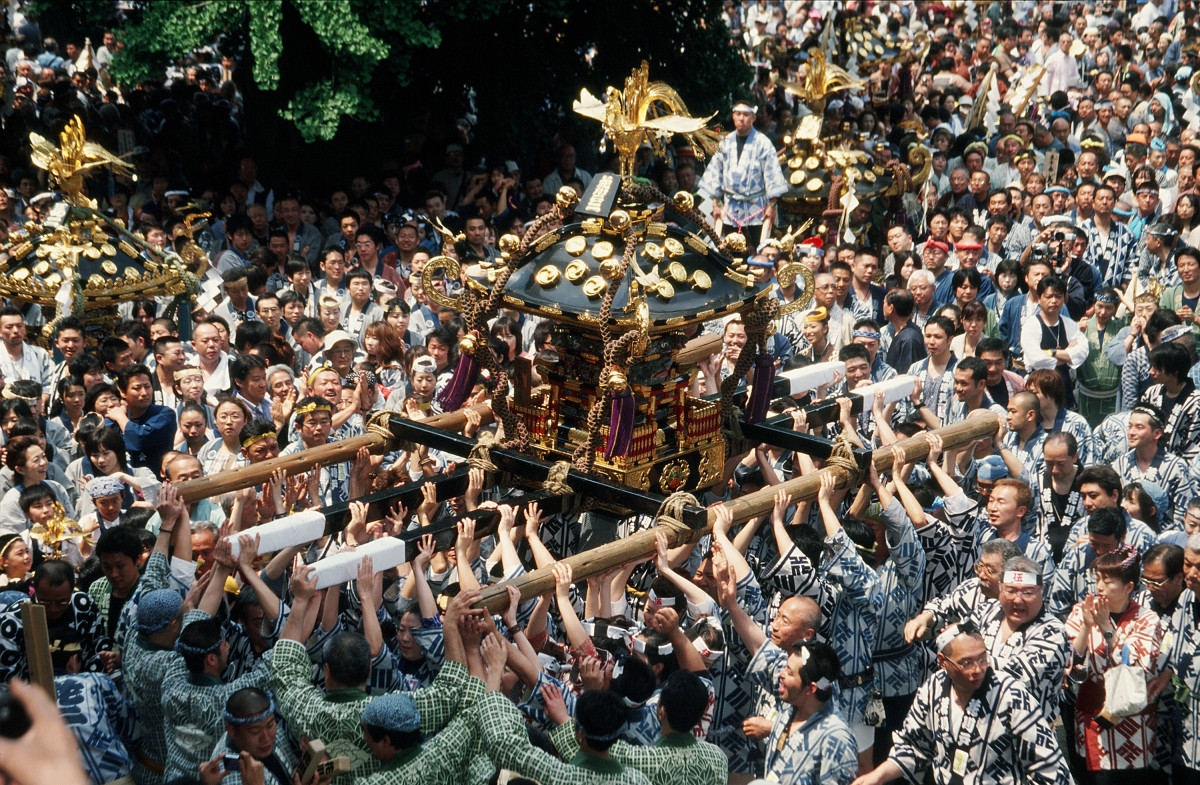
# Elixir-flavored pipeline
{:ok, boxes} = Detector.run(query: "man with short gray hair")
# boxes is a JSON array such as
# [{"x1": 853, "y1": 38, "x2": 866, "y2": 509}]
[{"x1": 971, "y1": 555, "x2": 1070, "y2": 722}]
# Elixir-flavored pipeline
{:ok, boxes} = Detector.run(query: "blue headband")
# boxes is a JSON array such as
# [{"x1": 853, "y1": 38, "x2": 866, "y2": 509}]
[
  {"x1": 175, "y1": 636, "x2": 223, "y2": 656},
  {"x1": 578, "y1": 719, "x2": 629, "y2": 742},
  {"x1": 852, "y1": 329, "x2": 882, "y2": 340},
  {"x1": 222, "y1": 695, "x2": 277, "y2": 725}
]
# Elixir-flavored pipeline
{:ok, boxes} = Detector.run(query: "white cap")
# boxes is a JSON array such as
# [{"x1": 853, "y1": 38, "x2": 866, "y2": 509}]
[{"x1": 323, "y1": 330, "x2": 357, "y2": 352}]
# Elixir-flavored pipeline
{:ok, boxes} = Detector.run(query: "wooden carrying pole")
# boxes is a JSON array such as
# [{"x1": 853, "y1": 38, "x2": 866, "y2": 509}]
[
  {"x1": 174, "y1": 402, "x2": 495, "y2": 503},
  {"x1": 474, "y1": 412, "x2": 1000, "y2": 612}
]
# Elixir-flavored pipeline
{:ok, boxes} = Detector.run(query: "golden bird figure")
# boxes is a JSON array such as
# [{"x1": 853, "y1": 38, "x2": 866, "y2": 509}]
[
  {"x1": 29, "y1": 115, "x2": 133, "y2": 205},
  {"x1": 574, "y1": 62, "x2": 721, "y2": 178}
]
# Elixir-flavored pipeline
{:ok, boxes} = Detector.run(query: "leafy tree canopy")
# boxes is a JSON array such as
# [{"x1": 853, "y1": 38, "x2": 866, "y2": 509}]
[{"x1": 30, "y1": 0, "x2": 748, "y2": 163}]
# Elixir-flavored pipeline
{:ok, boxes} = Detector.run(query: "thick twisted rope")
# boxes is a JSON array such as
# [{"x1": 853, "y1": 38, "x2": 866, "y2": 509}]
[
  {"x1": 466, "y1": 430, "x2": 498, "y2": 474},
  {"x1": 654, "y1": 491, "x2": 702, "y2": 538},
  {"x1": 825, "y1": 430, "x2": 865, "y2": 488}
]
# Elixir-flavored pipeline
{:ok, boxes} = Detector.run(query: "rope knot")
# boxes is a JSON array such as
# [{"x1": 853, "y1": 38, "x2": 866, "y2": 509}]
[
  {"x1": 655, "y1": 491, "x2": 701, "y2": 537},
  {"x1": 542, "y1": 461, "x2": 575, "y2": 496},
  {"x1": 467, "y1": 430, "x2": 498, "y2": 474}
]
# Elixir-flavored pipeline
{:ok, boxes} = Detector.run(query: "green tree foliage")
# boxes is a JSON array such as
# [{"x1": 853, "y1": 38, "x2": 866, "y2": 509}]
[{"x1": 60, "y1": 0, "x2": 748, "y2": 156}]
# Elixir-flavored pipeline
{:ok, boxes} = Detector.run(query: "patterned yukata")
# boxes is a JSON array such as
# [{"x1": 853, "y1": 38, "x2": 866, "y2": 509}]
[
  {"x1": 705, "y1": 573, "x2": 773, "y2": 774},
  {"x1": 1065, "y1": 599, "x2": 1164, "y2": 772},
  {"x1": 123, "y1": 610, "x2": 197, "y2": 785},
  {"x1": 1002, "y1": 427, "x2": 1047, "y2": 481},
  {"x1": 1137, "y1": 587, "x2": 1197, "y2": 773},
  {"x1": 897, "y1": 356, "x2": 958, "y2": 425},
  {"x1": 477, "y1": 691, "x2": 652, "y2": 785},
  {"x1": 1114, "y1": 446, "x2": 1197, "y2": 531},
  {"x1": 872, "y1": 499, "x2": 927, "y2": 699},
  {"x1": 269, "y1": 638, "x2": 471, "y2": 784},
  {"x1": 924, "y1": 577, "x2": 992, "y2": 629},
  {"x1": 971, "y1": 601, "x2": 1070, "y2": 723},
  {"x1": 211, "y1": 729, "x2": 300, "y2": 785},
  {"x1": 280, "y1": 438, "x2": 351, "y2": 506},
  {"x1": 744, "y1": 641, "x2": 859, "y2": 784},
  {"x1": 1026, "y1": 471, "x2": 1088, "y2": 565},
  {"x1": 1094, "y1": 410, "x2": 1132, "y2": 466},
  {"x1": 549, "y1": 725, "x2": 729, "y2": 785},
  {"x1": 1083, "y1": 217, "x2": 1138, "y2": 287},
  {"x1": 821, "y1": 527, "x2": 884, "y2": 725},
  {"x1": 939, "y1": 492, "x2": 1057, "y2": 588},
  {"x1": 0, "y1": 590, "x2": 112, "y2": 681},
  {"x1": 1141, "y1": 381, "x2": 1200, "y2": 463},
  {"x1": 696, "y1": 126, "x2": 788, "y2": 232},
  {"x1": 1077, "y1": 315, "x2": 1125, "y2": 427},
  {"x1": 352, "y1": 704, "x2": 482, "y2": 785},
  {"x1": 95, "y1": 550, "x2": 171, "y2": 655},
  {"x1": 161, "y1": 624, "x2": 272, "y2": 782},
  {"x1": 888, "y1": 669, "x2": 1073, "y2": 785},
  {"x1": 1160, "y1": 592, "x2": 1200, "y2": 772},
  {"x1": 56, "y1": 672, "x2": 140, "y2": 785},
  {"x1": 1120, "y1": 344, "x2": 1155, "y2": 412}
]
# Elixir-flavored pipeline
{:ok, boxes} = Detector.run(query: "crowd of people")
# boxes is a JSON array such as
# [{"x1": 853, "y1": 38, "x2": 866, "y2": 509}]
[{"x1": 8, "y1": 2, "x2": 1200, "y2": 785}]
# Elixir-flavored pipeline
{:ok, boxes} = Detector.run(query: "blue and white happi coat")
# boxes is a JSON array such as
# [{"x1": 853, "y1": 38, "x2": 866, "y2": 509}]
[
  {"x1": 696, "y1": 127, "x2": 788, "y2": 227},
  {"x1": 889, "y1": 669, "x2": 1073, "y2": 785}
]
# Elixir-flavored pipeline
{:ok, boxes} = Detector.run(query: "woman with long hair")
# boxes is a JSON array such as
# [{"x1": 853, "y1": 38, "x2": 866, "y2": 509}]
[{"x1": 1173, "y1": 193, "x2": 1200, "y2": 248}]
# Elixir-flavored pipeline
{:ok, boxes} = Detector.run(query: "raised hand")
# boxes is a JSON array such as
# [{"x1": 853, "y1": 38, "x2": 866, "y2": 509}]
[
  {"x1": 524, "y1": 501, "x2": 544, "y2": 539},
  {"x1": 713, "y1": 502, "x2": 734, "y2": 541},
  {"x1": 654, "y1": 530, "x2": 673, "y2": 574},
  {"x1": 236, "y1": 534, "x2": 260, "y2": 570},
  {"x1": 497, "y1": 585, "x2": 521, "y2": 631},
  {"x1": 578, "y1": 655, "x2": 606, "y2": 691},
  {"x1": 924, "y1": 431, "x2": 943, "y2": 465},
  {"x1": 770, "y1": 488, "x2": 792, "y2": 525},
  {"x1": 817, "y1": 470, "x2": 836, "y2": 505},
  {"x1": 541, "y1": 681, "x2": 570, "y2": 726},
  {"x1": 456, "y1": 516, "x2": 476, "y2": 554},
  {"x1": 356, "y1": 555, "x2": 377, "y2": 601},
  {"x1": 552, "y1": 561, "x2": 574, "y2": 594},
  {"x1": 649, "y1": 606, "x2": 680, "y2": 636},
  {"x1": 416, "y1": 482, "x2": 439, "y2": 526},
  {"x1": 890, "y1": 445, "x2": 907, "y2": 477},
  {"x1": 414, "y1": 533, "x2": 436, "y2": 571},
  {"x1": 156, "y1": 482, "x2": 184, "y2": 526},
  {"x1": 480, "y1": 631, "x2": 507, "y2": 672},
  {"x1": 290, "y1": 564, "x2": 318, "y2": 602}
]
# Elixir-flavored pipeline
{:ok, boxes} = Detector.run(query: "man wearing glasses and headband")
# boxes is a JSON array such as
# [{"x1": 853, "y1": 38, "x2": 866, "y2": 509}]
[
  {"x1": 852, "y1": 624, "x2": 1072, "y2": 785},
  {"x1": 969, "y1": 556, "x2": 1070, "y2": 724}
]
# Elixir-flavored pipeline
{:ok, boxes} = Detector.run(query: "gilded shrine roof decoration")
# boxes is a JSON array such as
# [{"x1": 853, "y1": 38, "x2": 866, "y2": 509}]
[{"x1": 0, "y1": 117, "x2": 201, "y2": 341}]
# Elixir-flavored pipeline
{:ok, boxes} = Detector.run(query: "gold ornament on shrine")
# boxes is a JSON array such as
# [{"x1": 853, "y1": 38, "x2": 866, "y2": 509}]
[
  {"x1": 29, "y1": 502, "x2": 87, "y2": 559},
  {"x1": 0, "y1": 117, "x2": 203, "y2": 344}
]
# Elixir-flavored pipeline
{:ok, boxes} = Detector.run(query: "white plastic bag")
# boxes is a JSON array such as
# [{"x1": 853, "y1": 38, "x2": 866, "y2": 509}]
[{"x1": 1104, "y1": 664, "x2": 1149, "y2": 717}]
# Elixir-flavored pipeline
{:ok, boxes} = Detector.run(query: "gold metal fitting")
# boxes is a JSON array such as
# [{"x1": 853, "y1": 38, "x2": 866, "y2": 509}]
[
  {"x1": 460, "y1": 334, "x2": 478, "y2": 353},
  {"x1": 556, "y1": 187, "x2": 580, "y2": 212},
  {"x1": 725, "y1": 233, "x2": 747, "y2": 254},
  {"x1": 608, "y1": 210, "x2": 631, "y2": 232},
  {"x1": 498, "y1": 234, "x2": 521, "y2": 255},
  {"x1": 600, "y1": 259, "x2": 623, "y2": 280},
  {"x1": 673, "y1": 191, "x2": 694, "y2": 212},
  {"x1": 608, "y1": 369, "x2": 628, "y2": 390}
]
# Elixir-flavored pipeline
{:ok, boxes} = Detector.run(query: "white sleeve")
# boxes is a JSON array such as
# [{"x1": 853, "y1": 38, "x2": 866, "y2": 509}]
[
  {"x1": 1063, "y1": 318, "x2": 1090, "y2": 369},
  {"x1": 1021, "y1": 318, "x2": 1057, "y2": 371}
]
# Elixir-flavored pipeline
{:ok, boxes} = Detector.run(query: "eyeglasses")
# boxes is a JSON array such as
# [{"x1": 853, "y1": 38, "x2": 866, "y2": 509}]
[
  {"x1": 1001, "y1": 586, "x2": 1041, "y2": 599},
  {"x1": 355, "y1": 241, "x2": 374, "y2": 248},
  {"x1": 1142, "y1": 576, "x2": 1173, "y2": 589},
  {"x1": 946, "y1": 654, "x2": 989, "y2": 671}
]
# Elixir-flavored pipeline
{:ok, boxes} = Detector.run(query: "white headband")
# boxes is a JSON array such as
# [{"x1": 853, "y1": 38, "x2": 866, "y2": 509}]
[
  {"x1": 646, "y1": 590, "x2": 676, "y2": 608},
  {"x1": 691, "y1": 636, "x2": 724, "y2": 661},
  {"x1": 633, "y1": 637, "x2": 673, "y2": 656},
  {"x1": 1002, "y1": 571, "x2": 1042, "y2": 586}
]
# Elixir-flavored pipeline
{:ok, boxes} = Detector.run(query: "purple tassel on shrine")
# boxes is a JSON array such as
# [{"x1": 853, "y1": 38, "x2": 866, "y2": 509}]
[
  {"x1": 437, "y1": 351, "x2": 479, "y2": 412},
  {"x1": 745, "y1": 353, "x2": 775, "y2": 424},
  {"x1": 604, "y1": 387, "x2": 636, "y2": 461}
]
